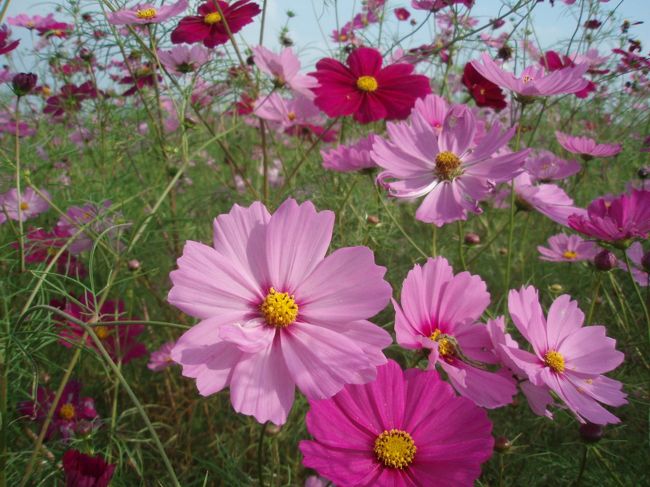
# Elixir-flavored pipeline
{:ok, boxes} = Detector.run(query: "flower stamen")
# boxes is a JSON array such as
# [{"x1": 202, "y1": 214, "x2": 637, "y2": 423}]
[
  {"x1": 356, "y1": 75, "x2": 378, "y2": 92},
  {"x1": 260, "y1": 287, "x2": 298, "y2": 328},
  {"x1": 544, "y1": 350, "x2": 565, "y2": 373},
  {"x1": 204, "y1": 12, "x2": 222, "y2": 24},
  {"x1": 435, "y1": 151, "x2": 462, "y2": 180},
  {"x1": 59, "y1": 403, "x2": 76, "y2": 420},
  {"x1": 136, "y1": 8, "x2": 157, "y2": 20},
  {"x1": 374, "y1": 429, "x2": 417, "y2": 469}
]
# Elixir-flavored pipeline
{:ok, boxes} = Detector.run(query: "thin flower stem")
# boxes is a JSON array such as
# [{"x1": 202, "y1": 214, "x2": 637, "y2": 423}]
[
  {"x1": 623, "y1": 252, "x2": 650, "y2": 342},
  {"x1": 457, "y1": 221, "x2": 467, "y2": 270},
  {"x1": 258, "y1": 0, "x2": 268, "y2": 45},
  {"x1": 14, "y1": 96, "x2": 25, "y2": 273},
  {"x1": 431, "y1": 225, "x2": 437, "y2": 257},
  {"x1": 586, "y1": 272, "x2": 602, "y2": 324},
  {"x1": 573, "y1": 445, "x2": 588, "y2": 486},
  {"x1": 257, "y1": 422, "x2": 268, "y2": 487},
  {"x1": 260, "y1": 119, "x2": 269, "y2": 204}
]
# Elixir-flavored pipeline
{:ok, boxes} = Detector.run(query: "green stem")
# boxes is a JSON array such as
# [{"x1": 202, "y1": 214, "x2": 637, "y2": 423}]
[
  {"x1": 431, "y1": 225, "x2": 437, "y2": 257},
  {"x1": 573, "y1": 446, "x2": 588, "y2": 486},
  {"x1": 257, "y1": 422, "x2": 268, "y2": 487},
  {"x1": 14, "y1": 96, "x2": 24, "y2": 273},
  {"x1": 586, "y1": 273, "x2": 602, "y2": 324},
  {"x1": 457, "y1": 221, "x2": 467, "y2": 270}
]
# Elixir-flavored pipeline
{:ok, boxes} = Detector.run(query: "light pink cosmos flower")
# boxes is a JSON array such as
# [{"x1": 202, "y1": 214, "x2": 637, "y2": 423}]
[
  {"x1": 537, "y1": 233, "x2": 598, "y2": 262},
  {"x1": 147, "y1": 341, "x2": 177, "y2": 371},
  {"x1": 168, "y1": 199, "x2": 392, "y2": 425},
  {"x1": 524, "y1": 149, "x2": 581, "y2": 182},
  {"x1": 321, "y1": 134, "x2": 378, "y2": 173},
  {"x1": 411, "y1": 93, "x2": 448, "y2": 133},
  {"x1": 107, "y1": 0, "x2": 188, "y2": 25},
  {"x1": 499, "y1": 172, "x2": 586, "y2": 226},
  {"x1": 7, "y1": 14, "x2": 55, "y2": 30},
  {"x1": 502, "y1": 286, "x2": 627, "y2": 424},
  {"x1": 555, "y1": 131, "x2": 622, "y2": 160},
  {"x1": 0, "y1": 187, "x2": 50, "y2": 223},
  {"x1": 471, "y1": 53, "x2": 589, "y2": 99},
  {"x1": 373, "y1": 104, "x2": 529, "y2": 226},
  {"x1": 252, "y1": 46, "x2": 318, "y2": 100},
  {"x1": 56, "y1": 201, "x2": 118, "y2": 254},
  {"x1": 619, "y1": 242, "x2": 648, "y2": 287},
  {"x1": 393, "y1": 257, "x2": 517, "y2": 408},
  {"x1": 254, "y1": 93, "x2": 320, "y2": 129},
  {"x1": 157, "y1": 45, "x2": 211, "y2": 75}
]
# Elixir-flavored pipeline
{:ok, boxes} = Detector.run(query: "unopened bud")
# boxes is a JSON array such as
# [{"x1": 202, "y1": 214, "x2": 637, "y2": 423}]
[
  {"x1": 494, "y1": 436, "x2": 511, "y2": 453},
  {"x1": 128, "y1": 259, "x2": 141, "y2": 271},
  {"x1": 12, "y1": 73, "x2": 38, "y2": 97},
  {"x1": 594, "y1": 249, "x2": 617, "y2": 271},
  {"x1": 464, "y1": 232, "x2": 480, "y2": 245},
  {"x1": 579, "y1": 422, "x2": 604, "y2": 443},
  {"x1": 367, "y1": 215, "x2": 380, "y2": 225}
]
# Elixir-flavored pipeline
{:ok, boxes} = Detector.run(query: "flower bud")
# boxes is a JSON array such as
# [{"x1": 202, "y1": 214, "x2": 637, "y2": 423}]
[
  {"x1": 265, "y1": 424, "x2": 281, "y2": 436},
  {"x1": 367, "y1": 215, "x2": 380, "y2": 225},
  {"x1": 464, "y1": 232, "x2": 480, "y2": 245},
  {"x1": 638, "y1": 167, "x2": 649, "y2": 180},
  {"x1": 579, "y1": 422, "x2": 604, "y2": 443},
  {"x1": 549, "y1": 283, "x2": 564, "y2": 293},
  {"x1": 594, "y1": 249, "x2": 617, "y2": 271},
  {"x1": 128, "y1": 259, "x2": 141, "y2": 271},
  {"x1": 494, "y1": 436, "x2": 511, "y2": 453},
  {"x1": 12, "y1": 73, "x2": 38, "y2": 97}
]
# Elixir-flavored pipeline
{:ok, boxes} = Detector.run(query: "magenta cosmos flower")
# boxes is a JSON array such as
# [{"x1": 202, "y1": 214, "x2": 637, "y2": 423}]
[
  {"x1": 471, "y1": 53, "x2": 589, "y2": 99},
  {"x1": 107, "y1": 0, "x2": 188, "y2": 25},
  {"x1": 299, "y1": 360, "x2": 493, "y2": 486},
  {"x1": 171, "y1": 1, "x2": 261, "y2": 48},
  {"x1": 555, "y1": 131, "x2": 622, "y2": 160},
  {"x1": 412, "y1": 0, "x2": 474, "y2": 11},
  {"x1": 252, "y1": 45, "x2": 318, "y2": 99},
  {"x1": 619, "y1": 242, "x2": 649, "y2": 286},
  {"x1": 0, "y1": 25, "x2": 20, "y2": 55},
  {"x1": 568, "y1": 189, "x2": 650, "y2": 245},
  {"x1": 524, "y1": 149, "x2": 581, "y2": 182},
  {"x1": 502, "y1": 286, "x2": 627, "y2": 424},
  {"x1": 0, "y1": 187, "x2": 50, "y2": 223},
  {"x1": 168, "y1": 199, "x2": 392, "y2": 425},
  {"x1": 254, "y1": 93, "x2": 320, "y2": 130},
  {"x1": 321, "y1": 134, "x2": 378, "y2": 173},
  {"x1": 148, "y1": 341, "x2": 177, "y2": 371},
  {"x1": 310, "y1": 47, "x2": 431, "y2": 124},
  {"x1": 537, "y1": 233, "x2": 598, "y2": 263},
  {"x1": 393, "y1": 257, "x2": 517, "y2": 408},
  {"x1": 62, "y1": 450, "x2": 115, "y2": 487},
  {"x1": 157, "y1": 44, "x2": 211, "y2": 75},
  {"x1": 374, "y1": 104, "x2": 529, "y2": 226}
]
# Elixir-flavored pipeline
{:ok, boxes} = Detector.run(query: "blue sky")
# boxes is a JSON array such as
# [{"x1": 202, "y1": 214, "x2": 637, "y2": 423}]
[{"x1": 4, "y1": 0, "x2": 650, "y2": 71}]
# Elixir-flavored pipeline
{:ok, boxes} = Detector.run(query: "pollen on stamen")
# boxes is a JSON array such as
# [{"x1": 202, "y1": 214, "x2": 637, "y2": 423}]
[
  {"x1": 59, "y1": 403, "x2": 76, "y2": 420},
  {"x1": 260, "y1": 287, "x2": 298, "y2": 328},
  {"x1": 374, "y1": 429, "x2": 417, "y2": 469},
  {"x1": 204, "y1": 12, "x2": 222, "y2": 24},
  {"x1": 356, "y1": 75, "x2": 378, "y2": 92},
  {"x1": 544, "y1": 350, "x2": 565, "y2": 373},
  {"x1": 136, "y1": 8, "x2": 157, "y2": 20},
  {"x1": 435, "y1": 151, "x2": 462, "y2": 181}
]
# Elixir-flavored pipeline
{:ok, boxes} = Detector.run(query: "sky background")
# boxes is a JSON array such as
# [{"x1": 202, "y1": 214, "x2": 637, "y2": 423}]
[{"x1": 3, "y1": 0, "x2": 650, "y2": 72}]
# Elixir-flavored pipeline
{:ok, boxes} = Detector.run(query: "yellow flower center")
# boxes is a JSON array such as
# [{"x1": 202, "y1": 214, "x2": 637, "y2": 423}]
[
  {"x1": 374, "y1": 429, "x2": 417, "y2": 469},
  {"x1": 562, "y1": 250, "x2": 578, "y2": 260},
  {"x1": 430, "y1": 329, "x2": 456, "y2": 358},
  {"x1": 356, "y1": 75, "x2": 378, "y2": 92},
  {"x1": 95, "y1": 325, "x2": 110, "y2": 340},
  {"x1": 260, "y1": 287, "x2": 298, "y2": 328},
  {"x1": 544, "y1": 350, "x2": 565, "y2": 373},
  {"x1": 19, "y1": 202, "x2": 30, "y2": 211},
  {"x1": 204, "y1": 11, "x2": 222, "y2": 24},
  {"x1": 522, "y1": 75, "x2": 534, "y2": 84},
  {"x1": 59, "y1": 403, "x2": 76, "y2": 420},
  {"x1": 435, "y1": 151, "x2": 462, "y2": 180},
  {"x1": 287, "y1": 111, "x2": 297, "y2": 121},
  {"x1": 136, "y1": 7, "x2": 157, "y2": 20}
]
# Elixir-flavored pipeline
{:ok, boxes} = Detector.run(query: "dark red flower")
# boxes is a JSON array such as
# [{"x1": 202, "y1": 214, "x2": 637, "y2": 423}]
[
  {"x1": 310, "y1": 47, "x2": 431, "y2": 124},
  {"x1": 394, "y1": 8, "x2": 411, "y2": 21},
  {"x1": 12, "y1": 73, "x2": 38, "y2": 96},
  {"x1": 36, "y1": 21, "x2": 72, "y2": 38},
  {"x1": 0, "y1": 24, "x2": 20, "y2": 54},
  {"x1": 43, "y1": 81, "x2": 98, "y2": 117},
  {"x1": 539, "y1": 51, "x2": 596, "y2": 98},
  {"x1": 584, "y1": 19, "x2": 601, "y2": 29},
  {"x1": 462, "y1": 62, "x2": 507, "y2": 111},
  {"x1": 285, "y1": 123, "x2": 338, "y2": 143},
  {"x1": 171, "y1": 1, "x2": 261, "y2": 48},
  {"x1": 119, "y1": 64, "x2": 161, "y2": 96},
  {"x1": 62, "y1": 450, "x2": 115, "y2": 487},
  {"x1": 14, "y1": 227, "x2": 86, "y2": 276}
]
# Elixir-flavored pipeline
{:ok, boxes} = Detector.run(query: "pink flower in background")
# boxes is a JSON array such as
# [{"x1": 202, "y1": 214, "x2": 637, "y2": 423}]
[
  {"x1": 56, "y1": 200, "x2": 117, "y2": 254},
  {"x1": 18, "y1": 380, "x2": 98, "y2": 440},
  {"x1": 524, "y1": 149, "x2": 581, "y2": 182},
  {"x1": 69, "y1": 127, "x2": 92, "y2": 148},
  {"x1": 158, "y1": 44, "x2": 211, "y2": 75},
  {"x1": 0, "y1": 187, "x2": 50, "y2": 223},
  {"x1": 568, "y1": 190, "x2": 650, "y2": 244},
  {"x1": 618, "y1": 242, "x2": 649, "y2": 286},
  {"x1": 107, "y1": 0, "x2": 188, "y2": 25},
  {"x1": 502, "y1": 287, "x2": 627, "y2": 424},
  {"x1": 502, "y1": 172, "x2": 586, "y2": 226},
  {"x1": 310, "y1": 47, "x2": 431, "y2": 124},
  {"x1": 36, "y1": 20, "x2": 72, "y2": 39},
  {"x1": 0, "y1": 25, "x2": 20, "y2": 55},
  {"x1": 539, "y1": 51, "x2": 596, "y2": 98},
  {"x1": 44, "y1": 81, "x2": 98, "y2": 117},
  {"x1": 555, "y1": 131, "x2": 622, "y2": 160},
  {"x1": 254, "y1": 93, "x2": 320, "y2": 129},
  {"x1": 7, "y1": 14, "x2": 55, "y2": 30},
  {"x1": 411, "y1": 0, "x2": 474, "y2": 11},
  {"x1": 373, "y1": 104, "x2": 528, "y2": 226},
  {"x1": 537, "y1": 233, "x2": 598, "y2": 262},
  {"x1": 471, "y1": 53, "x2": 589, "y2": 98},
  {"x1": 393, "y1": 257, "x2": 517, "y2": 408},
  {"x1": 321, "y1": 134, "x2": 378, "y2": 173},
  {"x1": 252, "y1": 46, "x2": 318, "y2": 99},
  {"x1": 16, "y1": 227, "x2": 86, "y2": 276},
  {"x1": 411, "y1": 93, "x2": 448, "y2": 132},
  {"x1": 148, "y1": 341, "x2": 177, "y2": 371},
  {"x1": 394, "y1": 8, "x2": 411, "y2": 21},
  {"x1": 169, "y1": 199, "x2": 392, "y2": 425},
  {"x1": 300, "y1": 360, "x2": 494, "y2": 486}
]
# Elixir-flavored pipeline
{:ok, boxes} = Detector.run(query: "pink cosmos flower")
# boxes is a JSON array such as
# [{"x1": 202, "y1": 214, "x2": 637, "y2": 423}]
[
  {"x1": 373, "y1": 104, "x2": 529, "y2": 226},
  {"x1": 619, "y1": 242, "x2": 648, "y2": 286},
  {"x1": 0, "y1": 187, "x2": 50, "y2": 223},
  {"x1": 524, "y1": 149, "x2": 581, "y2": 182},
  {"x1": 393, "y1": 257, "x2": 517, "y2": 408},
  {"x1": 171, "y1": 1, "x2": 261, "y2": 48},
  {"x1": 18, "y1": 380, "x2": 98, "y2": 440},
  {"x1": 158, "y1": 45, "x2": 211, "y2": 75},
  {"x1": 537, "y1": 233, "x2": 598, "y2": 262},
  {"x1": 107, "y1": 0, "x2": 188, "y2": 25},
  {"x1": 168, "y1": 199, "x2": 392, "y2": 425},
  {"x1": 252, "y1": 46, "x2": 318, "y2": 99},
  {"x1": 394, "y1": 8, "x2": 411, "y2": 21},
  {"x1": 471, "y1": 53, "x2": 589, "y2": 99},
  {"x1": 502, "y1": 286, "x2": 627, "y2": 424},
  {"x1": 500, "y1": 172, "x2": 586, "y2": 226},
  {"x1": 321, "y1": 134, "x2": 378, "y2": 173},
  {"x1": 7, "y1": 14, "x2": 55, "y2": 30},
  {"x1": 411, "y1": 93, "x2": 448, "y2": 132},
  {"x1": 148, "y1": 341, "x2": 177, "y2": 371},
  {"x1": 568, "y1": 189, "x2": 650, "y2": 244},
  {"x1": 411, "y1": 0, "x2": 474, "y2": 11},
  {"x1": 56, "y1": 200, "x2": 117, "y2": 254},
  {"x1": 0, "y1": 25, "x2": 20, "y2": 55},
  {"x1": 310, "y1": 47, "x2": 431, "y2": 124},
  {"x1": 254, "y1": 93, "x2": 320, "y2": 129},
  {"x1": 300, "y1": 360, "x2": 494, "y2": 486},
  {"x1": 36, "y1": 20, "x2": 72, "y2": 39},
  {"x1": 555, "y1": 131, "x2": 622, "y2": 160}
]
